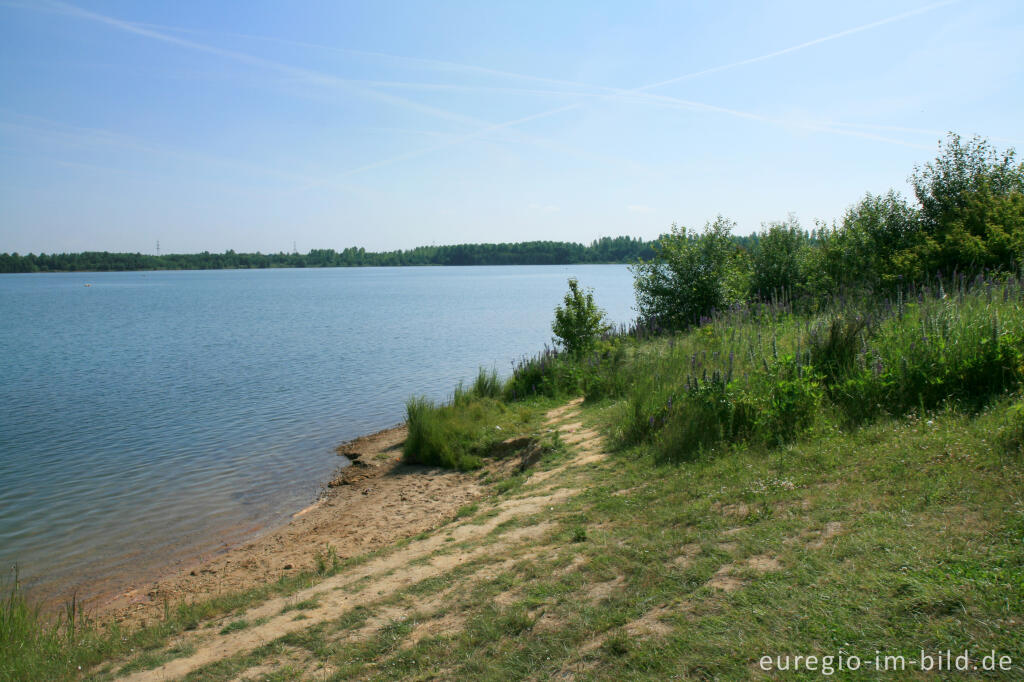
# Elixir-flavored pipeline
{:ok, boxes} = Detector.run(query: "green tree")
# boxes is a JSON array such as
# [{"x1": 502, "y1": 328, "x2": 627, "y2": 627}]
[
  {"x1": 552, "y1": 278, "x2": 610, "y2": 355},
  {"x1": 814, "y1": 191, "x2": 921, "y2": 292},
  {"x1": 750, "y1": 215, "x2": 809, "y2": 299},
  {"x1": 631, "y1": 216, "x2": 744, "y2": 330},
  {"x1": 911, "y1": 133, "x2": 1024, "y2": 273}
]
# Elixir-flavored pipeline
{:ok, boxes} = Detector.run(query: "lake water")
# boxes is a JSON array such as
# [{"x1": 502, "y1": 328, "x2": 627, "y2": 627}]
[{"x1": 0, "y1": 265, "x2": 635, "y2": 603}]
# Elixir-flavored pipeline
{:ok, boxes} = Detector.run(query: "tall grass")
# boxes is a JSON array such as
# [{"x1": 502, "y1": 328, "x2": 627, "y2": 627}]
[
  {"x1": 497, "y1": 275, "x2": 1024, "y2": 461},
  {"x1": 1, "y1": 575, "x2": 126, "y2": 681},
  {"x1": 404, "y1": 369, "x2": 511, "y2": 470}
]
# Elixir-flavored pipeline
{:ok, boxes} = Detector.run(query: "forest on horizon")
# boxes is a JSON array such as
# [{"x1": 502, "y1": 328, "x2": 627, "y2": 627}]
[{"x1": 0, "y1": 235, "x2": 662, "y2": 273}]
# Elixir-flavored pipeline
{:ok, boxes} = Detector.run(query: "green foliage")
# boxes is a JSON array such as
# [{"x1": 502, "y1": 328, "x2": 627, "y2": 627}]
[
  {"x1": 552, "y1": 278, "x2": 611, "y2": 356},
  {"x1": 632, "y1": 216, "x2": 746, "y2": 330},
  {"x1": 622, "y1": 353, "x2": 821, "y2": 460},
  {"x1": 504, "y1": 349, "x2": 582, "y2": 401},
  {"x1": 605, "y1": 275, "x2": 1024, "y2": 459},
  {"x1": 404, "y1": 396, "x2": 497, "y2": 470},
  {"x1": 404, "y1": 370, "x2": 530, "y2": 470},
  {"x1": 807, "y1": 313, "x2": 868, "y2": 387},
  {"x1": 815, "y1": 191, "x2": 921, "y2": 292},
  {"x1": 219, "y1": 619, "x2": 249, "y2": 635},
  {"x1": 654, "y1": 384, "x2": 748, "y2": 459},
  {"x1": 997, "y1": 400, "x2": 1024, "y2": 455},
  {"x1": 468, "y1": 368, "x2": 503, "y2": 401},
  {"x1": 832, "y1": 288, "x2": 1024, "y2": 421},
  {"x1": 911, "y1": 133, "x2": 1024, "y2": 274},
  {"x1": 749, "y1": 215, "x2": 810, "y2": 299}
]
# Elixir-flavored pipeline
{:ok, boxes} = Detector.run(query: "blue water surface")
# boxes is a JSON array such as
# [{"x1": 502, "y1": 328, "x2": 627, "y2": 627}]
[{"x1": 0, "y1": 265, "x2": 635, "y2": 600}]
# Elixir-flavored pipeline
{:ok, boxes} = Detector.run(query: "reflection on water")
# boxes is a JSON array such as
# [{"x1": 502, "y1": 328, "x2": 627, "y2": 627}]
[{"x1": 0, "y1": 265, "x2": 635, "y2": 603}]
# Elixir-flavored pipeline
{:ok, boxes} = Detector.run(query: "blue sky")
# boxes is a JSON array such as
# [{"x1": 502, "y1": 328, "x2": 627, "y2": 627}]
[{"x1": 1, "y1": 0, "x2": 1022, "y2": 254}]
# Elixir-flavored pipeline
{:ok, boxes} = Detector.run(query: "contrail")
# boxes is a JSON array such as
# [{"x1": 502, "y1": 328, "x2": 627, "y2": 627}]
[
  {"x1": 129, "y1": 24, "x2": 617, "y2": 97},
  {"x1": 7, "y1": 0, "x2": 958, "y2": 178},
  {"x1": 29, "y1": 0, "x2": 505, "y2": 132},
  {"x1": 8, "y1": 1, "x2": 669, "y2": 184},
  {"x1": 132, "y1": 6, "x2": 956, "y2": 156},
  {"x1": 634, "y1": 0, "x2": 959, "y2": 93},
  {"x1": 323, "y1": 0, "x2": 956, "y2": 177}
]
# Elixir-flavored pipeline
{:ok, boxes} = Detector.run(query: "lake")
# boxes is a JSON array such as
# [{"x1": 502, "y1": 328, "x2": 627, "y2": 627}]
[{"x1": 0, "y1": 265, "x2": 635, "y2": 603}]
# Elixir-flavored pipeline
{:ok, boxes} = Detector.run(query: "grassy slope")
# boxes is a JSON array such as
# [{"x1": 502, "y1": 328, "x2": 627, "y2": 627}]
[{"x1": 17, "y1": 395, "x2": 1015, "y2": 681}]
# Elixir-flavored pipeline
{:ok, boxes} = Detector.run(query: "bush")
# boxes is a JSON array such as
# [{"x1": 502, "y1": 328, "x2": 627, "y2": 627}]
[
  {"x1": 911, "y1": 133, "x2": 1024, "y2": 274},
  {"x1": 552, "y1": 278, "x2": 610, "y2": 356},
  {"x1": 759, "y1": 371, "x2": 822, "y2": 445},
  {"x1": 656, "y1": 384, "x2": 747, "y2": 460},
  {"x1": 997, "y1": 401, "x2": 1024, "y2": 455},
  {"x1": 808, "y1": 313, "x2": 868, "y2": 387},
  {"x1": 632, "y1": 216, "x2": 745, "y2": 331},
  {"x1": 815, "y1": 191, "x2": 921, "y2": 293},
  {"x1": 750, "y1": 216, "x2": 809, "y2": 300}
]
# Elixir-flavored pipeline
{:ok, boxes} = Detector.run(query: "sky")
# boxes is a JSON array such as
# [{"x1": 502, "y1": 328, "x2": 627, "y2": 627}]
[{"x1": 1, "y1": 0, "x2": 1023, "y2": 255}]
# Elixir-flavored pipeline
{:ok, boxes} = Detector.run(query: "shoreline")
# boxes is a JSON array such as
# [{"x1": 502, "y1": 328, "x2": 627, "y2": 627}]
[{"x1": 84, "y1": 422, "x2": 489, "y2": 628}]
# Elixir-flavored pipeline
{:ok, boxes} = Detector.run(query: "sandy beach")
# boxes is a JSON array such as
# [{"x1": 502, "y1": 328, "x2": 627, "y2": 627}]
[{"x1": 92, "y1": 423, "x2": 489, "y2": 628}]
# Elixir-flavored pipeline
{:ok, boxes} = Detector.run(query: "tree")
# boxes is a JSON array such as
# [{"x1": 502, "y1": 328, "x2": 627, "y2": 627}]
[
  {"x1": 910, "y1": 133, "x2": 1024, "y2": 273},
  {"x1": 750, "y1": 215, "x2": 809, "y2": 299},
  {"x1": 552, "y1": 278, "x2": 610, "y2": 355},
  {"x1": 631, "y1": 216, "x2": 744, "y2": 330},
  {"x1": 814, "y1": 191, "x2": 921, "y2": 292}
]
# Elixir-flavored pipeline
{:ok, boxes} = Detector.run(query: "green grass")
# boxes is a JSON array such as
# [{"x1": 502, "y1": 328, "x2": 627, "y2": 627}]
[
  {"x1": 280, "y1": 598, "x2": 321, "y2": 615},
  {"x1": 14, "y1": 393, "x2": 1018, "y2": 679},
  {"x1": 253, "y1": 399, "x2": 1020, "y2": 680},
  {"x1": 403, "y1": 372, "x2": 544, "y2": 470},
  {"x1": 454, "y1": 503, "x2": 479, "y2": 520},
  {"x1": 585, "y1": 276, "x2": 1024, "y2": 460},
  {"x1": 218, "y1": 619, "x2": 250, "y2": 635}
]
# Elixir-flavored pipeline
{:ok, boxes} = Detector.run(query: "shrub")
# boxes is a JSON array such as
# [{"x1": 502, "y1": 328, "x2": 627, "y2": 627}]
[
  {"x1": 656, "y1": 384, "x2": 745, "y2": 460},
  {"x1": 758, "y1": 372, "x2": 822, "y2": 445},
  {"x1": 911, "y1": 133, "x2": 1024, "y2": 274},
  {"x1": 808, "y1": 313, "x2": 868, "y2": 387},
  {"x1": 632, "y1": 216, "x2": 745, "y2": 331},
  {"x1": 997, "y1": 401, "x2": 1024, "y2": 455},
  {"x1": 815, "y1": 191, "x2": 921, "y2": 293},
  {"x1": 552, "y1": 278, "x2": 611, "y2": 356},
  {"x1": 580, "y1": 341, "x2": 630, "y2": 402},
  {"x1": 750, "y1": 216, "x2": 809, "y2": 300}
]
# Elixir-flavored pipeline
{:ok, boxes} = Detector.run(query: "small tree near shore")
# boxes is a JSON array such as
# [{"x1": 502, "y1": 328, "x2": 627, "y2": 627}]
[{"x1": 552, "y1": 278, "x2": 610, "y2": 356}]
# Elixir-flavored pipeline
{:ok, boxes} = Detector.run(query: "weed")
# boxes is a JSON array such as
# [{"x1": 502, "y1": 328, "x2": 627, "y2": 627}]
[{"x1": 218, "y1": 619, "x2": 249, "y2": 635}]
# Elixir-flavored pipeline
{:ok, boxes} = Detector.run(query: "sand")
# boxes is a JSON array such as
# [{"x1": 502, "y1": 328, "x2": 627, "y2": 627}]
[{"x1": 96, "y1": 424, "x2": 488, "y2": 627}]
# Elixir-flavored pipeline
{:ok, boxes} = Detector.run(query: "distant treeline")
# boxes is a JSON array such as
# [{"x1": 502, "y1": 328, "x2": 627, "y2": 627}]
[{"x1": 0, "y1": 236, "x2": 666, "y2": 273}]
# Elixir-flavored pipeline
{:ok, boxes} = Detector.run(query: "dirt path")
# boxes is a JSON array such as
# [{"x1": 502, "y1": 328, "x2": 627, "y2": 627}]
[{"x1": 117, "y1": 398, "x2": 606, "y2": 681}]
